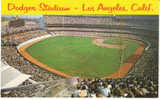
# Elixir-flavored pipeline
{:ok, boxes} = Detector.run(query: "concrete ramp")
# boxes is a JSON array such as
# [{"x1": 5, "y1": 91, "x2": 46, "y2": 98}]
[{"x1": 1, "y1": 61, "x2": 31, "y2": 89}]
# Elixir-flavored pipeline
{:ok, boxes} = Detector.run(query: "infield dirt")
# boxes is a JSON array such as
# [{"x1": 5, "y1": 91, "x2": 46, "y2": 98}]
[{"x1": 18, "y1": 35, "x2": 145, "y2": 78}]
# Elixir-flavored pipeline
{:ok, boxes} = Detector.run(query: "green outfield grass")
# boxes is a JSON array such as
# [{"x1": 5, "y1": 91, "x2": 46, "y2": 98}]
[
  {"x1": 103, "y1": 38, "x2": 140, "y2": 62},
  {"x1": 26, "y1": 36, "x2": 140, "y2": 78}
]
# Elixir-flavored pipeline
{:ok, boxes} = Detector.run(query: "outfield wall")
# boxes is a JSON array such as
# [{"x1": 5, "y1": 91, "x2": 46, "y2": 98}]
[
  {"x1": 17, "y1": 33, "x2": 147, "y2": 78},
  {"x1": 17, "y1": 34, "x2": 52, "y2": 49}
]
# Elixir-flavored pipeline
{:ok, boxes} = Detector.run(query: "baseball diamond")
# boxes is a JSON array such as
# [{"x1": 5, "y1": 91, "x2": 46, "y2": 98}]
[
  {"x1": 18, "y1": 33, "x2": 145, "y2": 78},
  {"x1": 1, "y1": 15, "x2": 158, "y2": 97}
]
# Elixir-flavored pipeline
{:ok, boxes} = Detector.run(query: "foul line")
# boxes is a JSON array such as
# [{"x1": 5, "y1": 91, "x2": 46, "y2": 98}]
[
  {"x1": 103, "y1": 40, "x2": 145, "y2": 78},
  {"x1": 18, "y1": 35, "x2": 145, "y2": 79}
]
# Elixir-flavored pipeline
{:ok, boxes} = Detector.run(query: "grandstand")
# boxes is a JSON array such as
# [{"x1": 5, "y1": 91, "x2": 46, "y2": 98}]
[{"x1": 1, "y1": 15, "x2": 158, "y2": 97}]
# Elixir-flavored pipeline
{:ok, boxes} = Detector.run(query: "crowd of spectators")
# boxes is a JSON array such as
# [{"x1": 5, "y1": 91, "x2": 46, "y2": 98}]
[
  {"x1": 1, "y1": 40, "x2": 18, "y2": 46},
  {"x1": 2, "y1": 30, "x2": 47, "y2": 44},
  {"x1": 44, "y1": 15, "x2": 128, "y2": 26},
  {"x1": 126, "y1": 37, "x2": 158, "y2": 84},
  {"x1": 1, "y1": 16, "x2": 158, "y2": 97},
  {"x1": 1, "y1": 79, "x2": 38, "y2": 97},
  {"x1": 1, "y1": 21, "x2": 40, "y2": 36},
  {"x1": 72, "y1": 77, "x2": 158, "y2": 98},
  {"x1": 2, "y1": 30, "x2": 158, "y2": 97},
  {"x1": 1, "y1": 29, "x2": 64, "y2": 97},
  {"x1": 1, "y1": 30, "x2": 63, "y2": 82}
]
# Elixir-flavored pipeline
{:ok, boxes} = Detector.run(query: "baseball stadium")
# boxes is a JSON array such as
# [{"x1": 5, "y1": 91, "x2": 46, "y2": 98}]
[{"x1": 1, "y1": 15, "x2": 158, "y2": 97}]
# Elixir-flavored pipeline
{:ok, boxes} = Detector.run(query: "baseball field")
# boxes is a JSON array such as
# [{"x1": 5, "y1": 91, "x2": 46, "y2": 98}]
[{"x1": 25, "y1": 36, "x2": 140, "y2": 78}]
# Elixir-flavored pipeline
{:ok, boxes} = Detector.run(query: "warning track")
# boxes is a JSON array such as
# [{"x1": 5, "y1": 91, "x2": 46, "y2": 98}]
[{"x1": 18, "y1": 34, "x2": 145, "y2": 79}]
